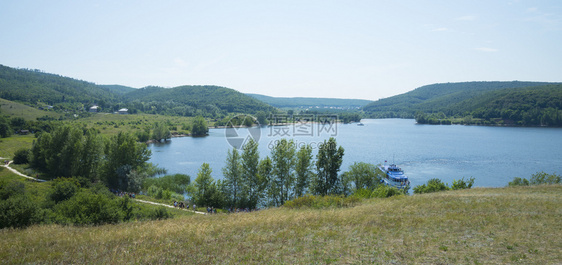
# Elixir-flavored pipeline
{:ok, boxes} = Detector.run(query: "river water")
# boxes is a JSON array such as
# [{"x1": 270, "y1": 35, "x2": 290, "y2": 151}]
[{"x1": 148, "y1": 119, "x2": 562, "y2": 188}]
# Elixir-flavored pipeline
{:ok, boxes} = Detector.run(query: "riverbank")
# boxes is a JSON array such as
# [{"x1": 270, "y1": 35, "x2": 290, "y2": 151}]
[{"x1": 1, "y1": 185, "x2": 560, "y2": 264}]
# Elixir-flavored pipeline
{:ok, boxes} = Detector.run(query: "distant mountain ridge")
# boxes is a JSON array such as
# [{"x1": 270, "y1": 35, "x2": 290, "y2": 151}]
[
  {"x1": 247, "y1": 93, "x2": 372, "y2": 109},
  {"x1": 363, "y1": 81, "x2": 559, "y2": 118}
]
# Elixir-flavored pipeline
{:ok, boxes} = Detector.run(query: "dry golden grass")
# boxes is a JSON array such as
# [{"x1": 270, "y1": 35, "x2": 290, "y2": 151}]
[{"x1": 1, "y1": 185, "x2": 561, "y2": 264}]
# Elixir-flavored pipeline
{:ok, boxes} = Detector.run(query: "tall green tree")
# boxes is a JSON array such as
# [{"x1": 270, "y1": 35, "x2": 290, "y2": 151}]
[
  {"x1": 191, "y1": 116, "x2": 208, "y2": 136},
  {"x1": 312, "y1": 137, "x2": 344, "y2": 196},
  {"x1": 102, "y1": 132, "x2": 151, "y2": 191},
  {"x1": 240, "y1": 138, "x2": 263, "y2": 209},
  {"x1": 258, "y1": 156, "x2": 273, "y2": 206},
  {"x1": 346, "y1": 162, "x2": 381, "y2": 191},
  {"x1": 76, "y1": 129, "x2": 104, "y2": 182},
  {"x1": 222, "y1": 148, "x2": 242, "y2": 207},
  {"x1": 151, "y1": 122, "x2": 171, "y2": 142},
  {"x1": 294, "y1": 144, "x2": 313, "y2": 198},
  {"x1": 269, "y1": 139, "x2": 296, "y2": 206},
  {"x1": 0, "y1": 116, "x2": 12, "y2": 138},
  {"x1": 192, "y1": 163, "x2": 215, "y2": 207}
]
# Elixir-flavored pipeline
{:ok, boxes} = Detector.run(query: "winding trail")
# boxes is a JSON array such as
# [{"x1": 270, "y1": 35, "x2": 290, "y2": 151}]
[
  {"x1": 2, "y1": 160, "x2": 46, "y2": 182},
  {"x1": 1, "y1": 159, "x2": 205, "y2": 215}
]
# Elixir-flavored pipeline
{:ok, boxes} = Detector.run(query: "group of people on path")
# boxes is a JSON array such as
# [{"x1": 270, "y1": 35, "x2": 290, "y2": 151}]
[{"x1": 173, "y1": 201, "x2": 196, "y2": 211}]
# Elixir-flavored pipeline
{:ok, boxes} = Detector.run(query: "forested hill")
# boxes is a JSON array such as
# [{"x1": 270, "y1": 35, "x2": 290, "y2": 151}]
[
  {"x1": 99, "y1": 85, "x2": 137, "y2": 95},
  {"x1": 437, "y1": 84, "x2": 562, "y2": 126},
  {"x1": 363, "y1": 81, "x2": 556, "y2": 118},
  {"x1": 0, "y1": 64, "x2": 120, "y2": 109},
  {"x1": 124, "y1": 86, "x2": 275, "y2": 116},
  {"x1": 247, "y1": 93, "x2": 372, "y2": 109},
  {"x1": 0, "y1": 64, "x2": 275, "y2": 117}
]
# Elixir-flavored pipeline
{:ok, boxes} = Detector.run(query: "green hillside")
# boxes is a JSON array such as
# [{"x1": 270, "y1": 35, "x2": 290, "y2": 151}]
[
  {"x1": 438, "y1": 84, "x2": 562, "y2": 126},
  {"x1": 0, "y1": 64, "x2": 120, "y2": 111},
  {"x1": 363, "y1": 81, "x2": 556, "y2": 118},
  {"x1": 0, "y1": 65, "x2": 275, "y2": 118},
  {"x1": 99, "y1": 84, "x2": 137, "y2": 95},
  {"x1": 124, "y1": 86, "x2": 275, "y2": 116},
  {"x1": 248, "y1": 93, "x2": 372, "y2": 109}
]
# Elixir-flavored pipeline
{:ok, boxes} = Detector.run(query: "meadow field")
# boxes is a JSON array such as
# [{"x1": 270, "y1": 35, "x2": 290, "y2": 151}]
[{"x1": 1, "y1": 184, "x2": 560, "y2": 264}]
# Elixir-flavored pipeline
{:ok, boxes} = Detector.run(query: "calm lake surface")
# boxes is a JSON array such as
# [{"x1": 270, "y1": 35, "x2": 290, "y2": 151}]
[{"x1": 149, "y1": 119, "x2": 562, "y2": 188}]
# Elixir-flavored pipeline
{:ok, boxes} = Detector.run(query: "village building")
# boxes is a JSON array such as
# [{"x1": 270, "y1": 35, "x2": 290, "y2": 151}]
[{"x1": 89, "y1": 105, "x2": 100, "y2": 113}]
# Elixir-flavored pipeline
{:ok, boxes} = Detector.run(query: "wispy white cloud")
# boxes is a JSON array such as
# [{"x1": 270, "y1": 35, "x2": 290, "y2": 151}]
[
  {"x1": 527, "y1": 7, "x2": 538, "y2": 12},
  {"x1": 431, "y1": 27, "x2": 448, "y2": 32},
  {"x1": 173, "y1": 58, "x2": 188, "y2": 68},
  {"x1": 475, "y1": 47, "x2": 498, "y2": 52},
  {"x1": 457, "y1": 15, "x2": 477, "y2": 21},
  {"x1": 523, "y1": 7, "x2": 562, "y2": 31}
]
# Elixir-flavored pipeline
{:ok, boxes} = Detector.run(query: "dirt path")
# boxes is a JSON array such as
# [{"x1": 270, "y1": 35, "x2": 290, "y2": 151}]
[
  {"x1": 134, "y1": 199, "x2": 206, "y2": 215},
  {"x1": 2, "y1": 161, "x2": 46, "y2": 182},
  {"x1": 1, "y1": 160, "x2": 206, "y2": 215}
]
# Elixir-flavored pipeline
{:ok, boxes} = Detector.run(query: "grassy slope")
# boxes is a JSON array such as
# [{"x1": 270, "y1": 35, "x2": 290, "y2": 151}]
[
  {"x1": 0, "y1": 134, "x2": 36, "y2": 158},
  {"x1": 0, "y1": 98, "x2": 60, "y2": 120},
  {"x1": 1, "y1": 185, "x2": 560, "y2": 264}
]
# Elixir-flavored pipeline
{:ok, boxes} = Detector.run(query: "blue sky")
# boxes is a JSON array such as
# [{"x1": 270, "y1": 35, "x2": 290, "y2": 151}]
[{"x1": 1, "y1": 0, "x2": 561, "y2": 100}]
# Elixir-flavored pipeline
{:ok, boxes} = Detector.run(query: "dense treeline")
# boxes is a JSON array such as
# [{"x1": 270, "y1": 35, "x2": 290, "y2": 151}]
[
  {"x1": 415, "y1": 84, "x2": 562, "y2": 126},
  {"x1": 363, "y1": 81, "x2": 558, "y2": 119},
  {"x1": 188, "y1": 138, "x2": 394, "y2": 210},
  {"x1": 29, "y1": 126, "x2": 152, "y2": 191}
]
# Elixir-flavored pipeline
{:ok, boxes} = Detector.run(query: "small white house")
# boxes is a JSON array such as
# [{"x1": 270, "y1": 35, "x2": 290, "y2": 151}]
[
  {"x1": 118, "y1": 108, "x2": 129, "y2": 115},
  {"x1": 89, "y1": 106, "x2": 100, "y2": 113}
]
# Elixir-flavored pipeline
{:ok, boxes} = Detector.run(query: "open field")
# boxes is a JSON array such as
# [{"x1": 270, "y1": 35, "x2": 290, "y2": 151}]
[
  {"x1": 0, "y1": 98, "x2": 61, "y2": 120},
  {"x1": 68, "y1": 113, "x2": 196, "y2": 136},
  {"x1": 1, "y1": 185, "x2": 560, "y2": 264},
  {"x1": 0, "y1": 134, "x2": 35, "y2": 158}
]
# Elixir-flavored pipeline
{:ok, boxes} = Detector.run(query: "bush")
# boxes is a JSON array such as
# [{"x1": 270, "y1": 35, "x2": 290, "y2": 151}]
[
  {"x1": 142, "y1": 174, "x2": 190, "y2": 194},
  {"x1": 12, "y1": 148, "x2": 30, "y2": 164},
  {"x1": 508, "y1": 177, "x2": 529, "y2": 187},
  {"x1": 0, "y1": 194, "x2": 41, "y2": 229},
  {"x1": 49, "y1": 178, "x2": 79, "y2": 203},
  {"x1": 413, "y1": 178, "x2": 450, "y2": 194},
  {"x1": 148, "y1": 207, "x2": 172, "y2": 220},
  {"x1": 451, "y1": 177, "x2": 475, "y2": 190},
  {"x1": 508, "y1": 172, "x2": 561, "y2": 187},
  {"x1": 146, "y1": 185, "x2": 172, "y2": 200},
  {"x1": 53, "y1": 190, "x2": 123, "y2": 225},
  {"x1": 353, "y1": 188, "x2": 373, "y2": 199},
  {"x1": 371, "y1": 185, "x2": 402, "y2": 198},
  {"x1": 0, "y1": 179, "x2": 25, "y2": 200},
  {"x1": 529, "y1": 172, "x2": 561, "y2": 185}
]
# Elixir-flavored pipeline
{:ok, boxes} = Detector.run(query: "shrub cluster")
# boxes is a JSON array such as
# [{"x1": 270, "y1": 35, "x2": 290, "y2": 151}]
[
  {"x1": 0, "y1": 178, "x2": 173, "y2": 229},
  {"x1": 508, "y1": 172, "x2": 561, "y2": 187},
  {"x1": 413, "y1": 177, "x2": 475, "y2": 194}
]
